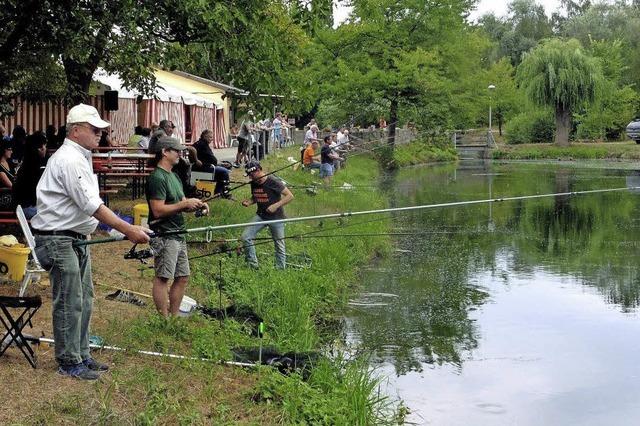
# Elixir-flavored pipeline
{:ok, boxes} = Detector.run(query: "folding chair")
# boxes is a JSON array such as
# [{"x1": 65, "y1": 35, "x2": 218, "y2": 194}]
[
  {"x1": 16, "y1": 206, "x2": 46, "y2": 297},
  {"x1": 0, "y1": 295, "x2": 42, "y2": 368},
  {"x1": 0, "y1": 206, "x2": 47, "y2": 367}
]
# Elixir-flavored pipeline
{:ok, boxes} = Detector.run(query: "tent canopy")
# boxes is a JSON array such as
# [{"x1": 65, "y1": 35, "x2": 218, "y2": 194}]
[{"x1": 93, "y1": 68, "x2": 222, "y2": 109}]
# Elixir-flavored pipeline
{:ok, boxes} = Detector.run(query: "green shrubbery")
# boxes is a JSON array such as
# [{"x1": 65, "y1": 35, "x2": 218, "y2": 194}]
[
  {"x1": 504, "y1": 109, "x2": 555, "y2": 144},
  {"x1": 392, "y1": 139, "x2": 458, "y2": 166}
]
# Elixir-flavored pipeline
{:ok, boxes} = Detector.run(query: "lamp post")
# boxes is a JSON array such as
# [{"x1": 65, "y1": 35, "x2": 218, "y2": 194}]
[{"x1": 488, "y1": 84, "x2": 496, "y2": 132}]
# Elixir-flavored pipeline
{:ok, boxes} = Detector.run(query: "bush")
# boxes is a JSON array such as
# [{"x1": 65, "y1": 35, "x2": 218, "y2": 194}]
[{"x1": 505, "y1": 109, "x2": 554, "y2": 144}]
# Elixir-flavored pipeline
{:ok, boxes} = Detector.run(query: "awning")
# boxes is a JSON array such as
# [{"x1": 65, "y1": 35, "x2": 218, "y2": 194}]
[{"x1": 93, "y1": 68, "x2": 221, "y2": 109}]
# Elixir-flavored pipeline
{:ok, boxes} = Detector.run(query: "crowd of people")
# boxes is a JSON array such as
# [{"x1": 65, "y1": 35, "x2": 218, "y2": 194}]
[
  {"x1": 0, "y1": 124, "x2": 51, "y2": 218},
  {"x1": 231, "y1": 110, "x2": 294, "y2": 168},
  {"x1": 2, "y1": 103, "x2": 366, "y2": 381},
  {"x1": 301, "y1": 124, "x2": 351, "y2": 186}
]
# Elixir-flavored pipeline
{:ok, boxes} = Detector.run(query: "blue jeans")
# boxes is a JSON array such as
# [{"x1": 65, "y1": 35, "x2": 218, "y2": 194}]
[
  {"x1": 195, "y1": 165, "x2": 230, "y2": 194},
  {"x1": 34, "y1": 235, "x2": 93, "y2": 366},
  {"x1": 241, "y1": 215, "x2": 286, "y2": 269}
]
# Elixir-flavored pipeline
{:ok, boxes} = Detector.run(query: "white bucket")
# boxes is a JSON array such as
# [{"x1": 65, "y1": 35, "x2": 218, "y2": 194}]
[{"x1": 178, "y1": 295, "x2": 197, "y2": 317}]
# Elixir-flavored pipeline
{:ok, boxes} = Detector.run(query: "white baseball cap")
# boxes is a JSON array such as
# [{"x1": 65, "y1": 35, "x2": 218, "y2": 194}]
[{"x1": 67, "y1": 103, "x2": 110, "y2": 128}]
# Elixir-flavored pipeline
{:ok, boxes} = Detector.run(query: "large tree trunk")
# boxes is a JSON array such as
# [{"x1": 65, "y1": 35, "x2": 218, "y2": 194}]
[
  {"x1": 63, "y1": 57, "x2": 93, "y2": 105},
  {"x1": 555, "y1": 105, "x2": 571, "y2": 147},
  {"x1": 388, "y1": 97, "x2": 398, "y2": 147}
]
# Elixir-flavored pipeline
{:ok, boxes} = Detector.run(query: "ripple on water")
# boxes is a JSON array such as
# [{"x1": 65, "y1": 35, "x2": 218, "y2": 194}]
[{"x1": 475, "y1": 402, "x2": 507, "y2": 415}]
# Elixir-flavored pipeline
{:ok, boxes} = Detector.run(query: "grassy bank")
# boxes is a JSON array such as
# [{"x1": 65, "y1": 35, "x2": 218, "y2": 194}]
[
  {"x1": 9, "y1": 148, "x2": 404, "y2": 424},
  {"x1": 392, "y1": 139, "x2": 458, "y2": 166},
  {"x1": 492, "y1": 141, "x2": 640, "y2": 160}
]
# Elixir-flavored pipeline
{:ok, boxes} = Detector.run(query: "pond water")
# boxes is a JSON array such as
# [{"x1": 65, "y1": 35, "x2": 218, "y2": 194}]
[{"x1": 345, "y1": 161, "x2": 640, "y2": 425}]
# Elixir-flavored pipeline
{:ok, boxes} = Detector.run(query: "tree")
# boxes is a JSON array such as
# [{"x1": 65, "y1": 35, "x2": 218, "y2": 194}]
[
  {"x1": 166, "y1": 2, "x2": 314, "y2": 115},
  {"x1": 479, "y1": 0, "x2": 553, "y2": 66},
  {"x1": 317, "y1": 0, "x2": 479, "y2": 154},
  {"x1": 517, "y1": 38, "x2": 603, "y2": 146},
  {"x1": 574, "y1": 39, "x2": 640, "y2": 140},
  {"x1": 0, "y1": 0, "x2": 285, "y2": 110},
  {"x1": 484, "y1": 58, "x2": 520, "y2": 135}
]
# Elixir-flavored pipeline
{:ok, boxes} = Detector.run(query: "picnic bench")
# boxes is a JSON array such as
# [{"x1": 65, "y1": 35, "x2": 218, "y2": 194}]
[{"x1": 92, "y1": 152, "x2": 155, "y2": 202}]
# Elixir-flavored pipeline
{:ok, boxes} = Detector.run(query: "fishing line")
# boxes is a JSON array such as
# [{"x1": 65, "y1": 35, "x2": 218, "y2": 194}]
[
  {"x1": 78, "y1": 186, "x2": 638, "y2": 248},
  {"x1": 185, "y1": 230, "x2": 483, "y2": 244},
  {"x1": 186, "y1": 210, "x2": 401, "y2": 262}
]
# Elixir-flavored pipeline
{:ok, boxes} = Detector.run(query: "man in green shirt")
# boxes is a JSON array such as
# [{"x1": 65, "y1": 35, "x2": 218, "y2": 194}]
[{"x1": 147, "y1": 137, "x2": 208, "y2": 316}]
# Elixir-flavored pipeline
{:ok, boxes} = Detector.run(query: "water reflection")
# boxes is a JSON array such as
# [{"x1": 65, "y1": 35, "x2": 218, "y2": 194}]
[{"x1": 346, "y1": 162, "x2": 640, "y2": 424}]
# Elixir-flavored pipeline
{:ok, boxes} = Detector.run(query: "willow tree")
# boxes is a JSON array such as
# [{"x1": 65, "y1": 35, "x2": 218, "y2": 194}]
[{"x1": 517, "y1": 38, "x2": 603, "y2": 146}]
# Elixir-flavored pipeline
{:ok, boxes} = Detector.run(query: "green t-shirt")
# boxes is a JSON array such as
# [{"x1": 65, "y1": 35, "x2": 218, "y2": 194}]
[{"x1": 146, "y1": 167, "x2": 185, "y2": 240}]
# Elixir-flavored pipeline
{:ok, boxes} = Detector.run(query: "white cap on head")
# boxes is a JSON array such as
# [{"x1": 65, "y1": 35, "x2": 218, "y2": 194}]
[{"x1": 67, "y1": 103, "x2": 110, "y2": 128}]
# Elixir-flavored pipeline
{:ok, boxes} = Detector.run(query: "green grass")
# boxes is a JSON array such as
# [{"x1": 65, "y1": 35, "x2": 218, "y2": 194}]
[
  {"x1": 492, "y1": 141, "x2": 640, "y2": 160},
  {"x1": 94, "y1": 148, "x2": 404, "y2": 424},
  {"x1": 392, "y1": 139, "x2": 458, "y2": 166}
]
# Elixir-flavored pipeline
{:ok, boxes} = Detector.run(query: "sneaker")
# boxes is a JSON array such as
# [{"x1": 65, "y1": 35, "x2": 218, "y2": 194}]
[
  {"x1": 232, "y1": 162, "x2": 240, "y2": 168},
  {"x1": 83, "y1": 357, "x2": 109, "y2": 372},
  {"x1": 58, "y1": 363, "x2": 101, "y2": 380}
]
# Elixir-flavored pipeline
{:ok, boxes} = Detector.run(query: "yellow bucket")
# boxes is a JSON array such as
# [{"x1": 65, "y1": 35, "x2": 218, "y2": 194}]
[
  {"x1": 0, "y1": 244, "x2": 30, "y2": 281},
  {"x1": 133, "y1": 203, "x2": 149, "y2": 227},
  {"x1": 195, "y1": 180, "x2": 215, "y2": 199}
]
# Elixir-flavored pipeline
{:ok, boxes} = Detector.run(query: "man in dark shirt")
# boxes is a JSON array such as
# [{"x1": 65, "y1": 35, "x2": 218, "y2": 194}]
[
  {"x1": 241, "y1": 161, "x2": 294, "y2": 269},
  {"x1": 192, "y1": 129, "x2": 230, "y2": 196},
  {"x1": 147, "y1": 136, "x2": 208, "y2": 316},
  {"x1": 319, "y1": 135, "x2": 342, "y2": 186}
]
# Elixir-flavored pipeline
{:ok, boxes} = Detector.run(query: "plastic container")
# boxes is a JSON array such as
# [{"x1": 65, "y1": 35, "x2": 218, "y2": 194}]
[
  {"x1": 178, "y1": 295, "x2": 197, "y2": 317},
  {"x1": 0, "y1": 244, "x2": 30, "y2": 281},
  {"x1": 133, "y1": 203, "x2": 149, "y2": 227}
]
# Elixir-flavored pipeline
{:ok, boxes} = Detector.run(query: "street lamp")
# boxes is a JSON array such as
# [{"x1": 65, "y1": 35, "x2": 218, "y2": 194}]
[{"x1": 488, "y1": 84, "x2": 496, "y2": 132}]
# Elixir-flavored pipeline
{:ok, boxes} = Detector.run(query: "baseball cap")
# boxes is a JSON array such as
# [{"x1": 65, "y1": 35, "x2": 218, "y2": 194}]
[
  {"x1": 67, "y1": 103, "x2": 110, "y2": 128},
  {"x1": 157, "y1": 136, "x2": 186, "y2": 151},
  {"x1": 244, "y1": 160, "x2": 261, "y2": 176}
]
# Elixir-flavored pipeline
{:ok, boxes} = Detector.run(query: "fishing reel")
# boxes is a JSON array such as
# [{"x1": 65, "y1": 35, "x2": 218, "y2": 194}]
[
  {"x1": 124, "y1": 244, "x2": 156, "y2": 264},
  {"x1": 221, "y1": 180, "x2": 232, "y2": 199}
]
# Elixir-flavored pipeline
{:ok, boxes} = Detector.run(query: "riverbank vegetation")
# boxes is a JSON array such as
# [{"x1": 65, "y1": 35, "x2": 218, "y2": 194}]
[
  {"x1": 5, "y1": 149, "x2": 408, "y2": 424},
  {"x1": 392, "y1": 138, "x2": 458, "y2": 167},
  {"x1": 492, "y1": 141, "x2": 640, "y2": 161}
]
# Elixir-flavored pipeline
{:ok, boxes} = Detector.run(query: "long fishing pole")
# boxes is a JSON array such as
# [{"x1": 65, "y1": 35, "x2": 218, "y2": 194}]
[{"x1": 77, "y1": 186, "x2": 638, "y2": 247}]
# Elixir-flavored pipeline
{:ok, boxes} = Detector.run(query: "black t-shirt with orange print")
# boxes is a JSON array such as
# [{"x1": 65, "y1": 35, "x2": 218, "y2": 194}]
[{"x1": 250, "y1": 176, "x2": 286, "y2": 220}]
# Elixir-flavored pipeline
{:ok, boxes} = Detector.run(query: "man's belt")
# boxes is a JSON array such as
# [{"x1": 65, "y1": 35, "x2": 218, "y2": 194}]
[{"x1": 33, "y1": 230, "x2": 87, "y2": 240}]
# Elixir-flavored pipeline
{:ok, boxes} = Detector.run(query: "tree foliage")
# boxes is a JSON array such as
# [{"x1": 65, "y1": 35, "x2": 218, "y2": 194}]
[
  {"x1": 517, "y1": 38, "x2": 603, "y2": 146},
  {"x1": 0, "y1": 0, "x2": 296, "y2": 113},
  {"x1": 315, "y1": 0, "x2": 484, "y2": 151}
]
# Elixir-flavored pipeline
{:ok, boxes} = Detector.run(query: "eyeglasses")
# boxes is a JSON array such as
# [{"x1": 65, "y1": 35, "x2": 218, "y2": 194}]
[{"x1": 76, "y1": 124, "x2": 101, "y2": 136}]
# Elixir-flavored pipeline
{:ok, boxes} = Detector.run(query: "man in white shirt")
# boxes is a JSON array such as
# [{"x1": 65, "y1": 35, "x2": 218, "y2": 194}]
[{"x1": 32, "y1": 103, "x2": 150, "y2": 381}]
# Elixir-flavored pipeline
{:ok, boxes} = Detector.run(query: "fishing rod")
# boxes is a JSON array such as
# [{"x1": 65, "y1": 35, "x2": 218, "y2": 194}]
[
  {"x1": 37, "y1": 337, "x2": 257, "y2": 368},
  {"x1": 185, "y1": 230, "x2": 486, "y2": 244},
  {"x1": 199, "y1": 160, "x2": 299, "y2": 204},
  {"x1": 77, "y1": 186, "x2": 639, "y2": 248},
  {"x1": 131, "y1": 209, "x2": 407, "y2": 265},
  {"x1": 199, "y1": 136, "x2": 365, "y2": 204}
]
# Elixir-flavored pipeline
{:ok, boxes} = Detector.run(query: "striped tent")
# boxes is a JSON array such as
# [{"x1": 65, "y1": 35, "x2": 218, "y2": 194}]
[
  {"x1": 108, "y1": 98, "x2": 137, "y2": 145},
  {"x1": 1, "y1": 96, "x2": 106, "y2": 135},
  {"x1": 190, "y1": 105, "x2": 215, "y2": 144},
  {"x1": 142, "y1": 99, "x2": 186, "y2": 143},
  {"x1": 215, "y1": 109, "x2": 227, "y2": 148}
]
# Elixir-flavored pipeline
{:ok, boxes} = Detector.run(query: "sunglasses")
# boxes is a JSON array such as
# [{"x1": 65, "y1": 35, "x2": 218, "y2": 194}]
[{"x1": 77, "y1": 124, "x2": 102, "y2": 136}]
